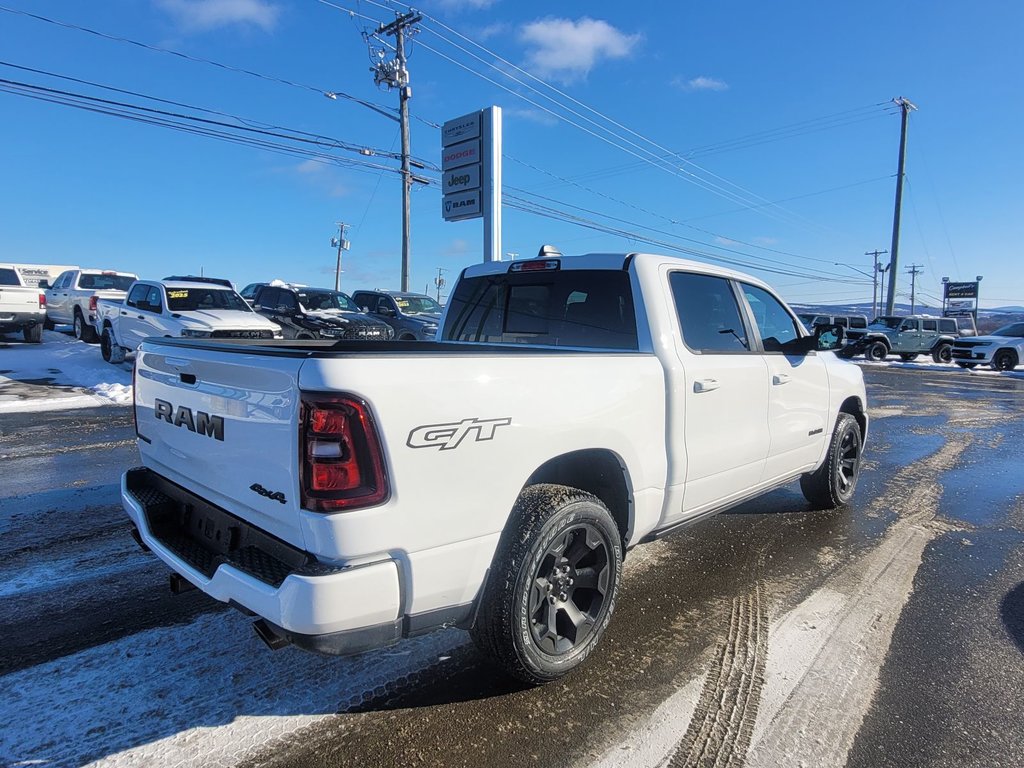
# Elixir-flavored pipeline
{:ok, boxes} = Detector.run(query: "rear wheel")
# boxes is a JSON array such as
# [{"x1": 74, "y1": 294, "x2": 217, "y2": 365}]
[
  {"x1": 471, "y1": 484, "x2": 622, "y2": 685},
  {"x1": 23, "y1": 324, "x2": 42, "y2": 344},
  {"x1": 866, "y1": 341, "x2": 888, "y2": 361},
  {"x1": 992, "y1": 349, "x2": 1019, "y2": 371},
  {"x1": 800, "y1": 413, "x2": 863, "y2": 509},
  {"x1": 100, "y1": 328, "x2": 126, "y2": 364},
  {"x1": 932, "y1": 342, "x2": 953, "y2": 364},
  {"x1": 74, "y1": 310, "x2": 99, "y2": 343},
  {"x1": 43, "y1": 316, "x2": 55, "y2": 331}
]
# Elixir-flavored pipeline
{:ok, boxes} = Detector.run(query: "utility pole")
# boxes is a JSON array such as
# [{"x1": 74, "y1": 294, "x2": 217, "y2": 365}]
[
  {"x1": 433, "y1": 267, "x2": 448, "y2": 303},
  {"x1": 906, "y1": 264, "x2": 923, "y2": 314},
  {"x1": 330, "y1": 222, "x2": 350, "y2": 292},
  {"x1": 374, "y1": 11, "x2": 421, "y2": 292},
  {"x1": 885, "y1": 96, "x2": 917, "y2": 315},
  {"x1": 865, "y1": 249, "x2": 888, "y2": 319}
]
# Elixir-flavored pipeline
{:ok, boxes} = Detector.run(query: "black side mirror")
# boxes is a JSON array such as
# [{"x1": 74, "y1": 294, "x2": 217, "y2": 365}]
[
  {"x1": 815, "y1": 323, "x2": 844, "y2": 351},
  {"x1": 39, "y1": 279, "x2": 51, "y2": 290}
]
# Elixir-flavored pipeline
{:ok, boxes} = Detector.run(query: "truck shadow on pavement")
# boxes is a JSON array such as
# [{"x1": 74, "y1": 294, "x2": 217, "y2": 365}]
[{"x1": 1001, "y1": 581, "x2": 1024, "y2": 654}]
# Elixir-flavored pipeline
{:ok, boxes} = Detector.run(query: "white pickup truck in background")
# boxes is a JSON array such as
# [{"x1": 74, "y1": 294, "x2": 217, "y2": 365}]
[
  {"x1": 0, "y1": 264, "x2": 47, "y2": 343},
  {"x1": 95, "y1": 279, "x2": 282, "y2": 363},
  {"x1": 122, "y1": 252, "x2": 868, "y2": 684},
  {"x1": 43, "y1": 269, "x2": 138, "y2": 342}
]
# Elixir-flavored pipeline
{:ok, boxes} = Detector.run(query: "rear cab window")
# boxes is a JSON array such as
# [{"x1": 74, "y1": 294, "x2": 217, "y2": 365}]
[
  {"x1": 0, "y1": 267, "x2": 22, "y2": 286},
  {"x1": 442, "y1": 269, "x2": 639, "y2": 350}
]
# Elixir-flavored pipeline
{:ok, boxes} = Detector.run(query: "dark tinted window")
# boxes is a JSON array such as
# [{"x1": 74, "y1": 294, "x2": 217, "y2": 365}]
[
  {"x1": 298, "y1": 290, "x2": 359, "y2": 311},
  {"x1": 442, "y1": 269, "x2": 638, "y2": 350},
  {"x1": 849, "y1": 316, "x2": 868, "y2": 329},
  {"x1": 922, "y1": 319, "x2": 938, "y2": 331},
  {"x1": 166, "y1": 288, "x2": 249, "y2": 312},
  {"x1": 0, "y1": 268, "x2": 21, "y2": 286},
  {"x1": 126, "y1": 284, "x2": 149, "y2": 308},
  {"x1": 255, "y1": 287, "x2": 278, "y2": 307},
  {"x1": 671, "y1": 272, "x2": 749, "y2": 353},
  {"x1": 53, "y1": 271, "x2": 72, "y2": 289},
  {"x1": 144, "y1": 286, "x2": 163, "y2": 313},
  {"x1": 938, "y1": 319, "x2": 957, "y2": 333},
  {"x1": 742, "y1": 283, "x2": 800, "y2": 351},
  {"x1": 834, "y1": 317, "x2": 849, "y2": 328},
  {"x1": 278, "y1": 291, "x2": 299, "y2": 312},
  {"x1": 79, "y1": 273, "x2": 136, "y2": 291}
]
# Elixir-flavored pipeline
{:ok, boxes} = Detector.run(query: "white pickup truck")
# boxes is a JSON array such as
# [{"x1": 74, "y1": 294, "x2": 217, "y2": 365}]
[
  {"x1": 96, "y1": 279, "x2": 282, "y2": 363},
  {"x1": 0, "y1": 264, "x2": 47, "y2": 343},
  {"x1": 122, "y1": 252, "x2": 868, "y2": 683},
  {"x1": 44, "y1": 269, "x2": 138, "y2": 342}
]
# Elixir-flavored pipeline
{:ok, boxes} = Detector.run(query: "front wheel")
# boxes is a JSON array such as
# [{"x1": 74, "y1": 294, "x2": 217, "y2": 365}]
[
  {"x1": 800, "y1": 413, "x2": 863, "y2": 510},
  {"x1": 992, "y1": 349, "x2": 1019, "y2": 371},
  {"x1": 932, "y1": 342, "x2": 953, "y2": 364},
  {"x1": 866, "y1": 341, "x2": 888, "y2": 361},
  {"x1": 471, "y1": 484, "x2": 622, "y2": 685}
]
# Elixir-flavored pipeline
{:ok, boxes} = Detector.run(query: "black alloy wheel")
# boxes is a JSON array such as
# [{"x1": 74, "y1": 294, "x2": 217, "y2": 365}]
[
  {"x1": 867, "y1": 341, "x2": 888, "y2": 361},
  {"x1": 993, "y1": 349, "x2": 1019, "y2": 372},
  {"x1": 834, "y1": 422, "x2": 862, "y2": 502},
  {"x1": 932, "y1": 342, "x2": 953, "y2": 364},
  {"x1": 800, "y1": 413, "x2": 863, "y2": 509},
  {"x1": 527, "y1": 524, "x2": 611, "y2": 655}
]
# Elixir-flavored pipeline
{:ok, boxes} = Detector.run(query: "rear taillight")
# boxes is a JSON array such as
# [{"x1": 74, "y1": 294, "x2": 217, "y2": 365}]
[
  {"x1": 300, "y1": 394, "x2": 389, "y2": 512},
  {"x1": 38, "y1": 293, "x2": 45, "y2": 308},
  {"x1": 89, "y1": 296, "x2": 98, "y2": 312}
]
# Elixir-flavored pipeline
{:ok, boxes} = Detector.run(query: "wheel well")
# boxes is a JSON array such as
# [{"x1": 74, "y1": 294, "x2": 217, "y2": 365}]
[
  {"x1": 840, "y1": 396, "x2": 867, "y2": 442},
  {"x1": 524, "y1": 449, "x2": 631, "y2": 547}
]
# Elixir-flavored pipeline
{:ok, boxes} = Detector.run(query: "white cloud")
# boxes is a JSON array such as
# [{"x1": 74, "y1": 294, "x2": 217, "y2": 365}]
[
  {"x1": 520, "y1": 17, "x2": 641, "y2": 83},
  {"x1": 155, "y1": 0, "x2": 281, "y2": 32},
  {"x1": 672, "y1": 75, "x2": 729, "y2": 92},
  {"x1": 505, "y1": 107, "x2": 559, "y2": 127}
]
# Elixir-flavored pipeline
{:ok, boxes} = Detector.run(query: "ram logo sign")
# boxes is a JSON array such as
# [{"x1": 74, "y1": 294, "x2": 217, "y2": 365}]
[
  {"x1": 154, "y1": 399, "x2": 225, "y2": 441},
  {"x1": 407, "y1": 417, "x2": 512, "y2": 451}
]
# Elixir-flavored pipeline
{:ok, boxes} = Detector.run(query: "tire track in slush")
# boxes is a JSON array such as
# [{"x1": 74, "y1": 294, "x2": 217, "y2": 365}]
[{"x1": 667, "y1": 585, "x2": 767, "y2": 768}]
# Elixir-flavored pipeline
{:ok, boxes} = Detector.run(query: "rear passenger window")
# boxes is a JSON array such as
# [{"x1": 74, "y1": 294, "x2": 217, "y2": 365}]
[
  {"x1": 126, "y1": 284, "x2": 148, "y2": 309},
  {"x1": 0, "y1": 268, "x2": 19, "y2": 286},
  {"x1": 938, "y1": 319, "x2": 956, "y2": 333},
  {"x1": 922, "y1": 319, "x2": 938, "y2": 331},
  {"x1": 741, "y1": 283, "x2": 800, "y2": 351},
  {"x1": 670, "y1": 272, "x2": 749, "y2": 353}
]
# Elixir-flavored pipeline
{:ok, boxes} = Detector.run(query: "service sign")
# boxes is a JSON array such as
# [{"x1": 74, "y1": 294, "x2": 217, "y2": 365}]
[
  {"x1": 442, "y1": 190, "x2": 481, "y2": 221},
  {"x1": 442, "y1": 139, "x2": 480, "y2": 171},
  {"x1": 442, "y1": 112, "x2": 480, "y2": 147},
  {"x1": 944, "y1": 281, "x2": 979, "y2": 300},
  {"x1": 442, "y1": 165, "x2": 480, "y2": 194}
]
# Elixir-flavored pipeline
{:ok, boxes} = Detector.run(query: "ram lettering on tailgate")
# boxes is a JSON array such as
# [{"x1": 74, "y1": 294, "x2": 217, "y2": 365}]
[{"x1": 154, "y1": 398, "x2": 225, "y2": 441}]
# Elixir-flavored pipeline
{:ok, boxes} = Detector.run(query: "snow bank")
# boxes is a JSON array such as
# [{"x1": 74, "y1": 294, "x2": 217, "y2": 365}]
[{"x1": 0, "y1": 330, "x2": 132, "y2": 412}]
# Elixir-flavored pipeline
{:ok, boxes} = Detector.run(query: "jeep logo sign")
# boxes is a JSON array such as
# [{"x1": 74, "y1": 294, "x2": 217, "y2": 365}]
[{"x1": 443, "y1": 166, "x2": 480, "y2": 192}]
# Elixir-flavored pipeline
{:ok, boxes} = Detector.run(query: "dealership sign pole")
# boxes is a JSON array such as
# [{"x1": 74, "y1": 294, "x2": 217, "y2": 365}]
[{"x1": 441, "y1": 106, "x2": 502, "y2": 262}]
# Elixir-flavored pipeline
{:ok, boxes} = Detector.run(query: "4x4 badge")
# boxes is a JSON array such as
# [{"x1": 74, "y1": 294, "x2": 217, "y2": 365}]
[
  {"x1": 250, "y1": 483, "x2": 286, "y2": 504},
  {"x1": 407, "y1": 417, "x2": 512, "y2": 451}
]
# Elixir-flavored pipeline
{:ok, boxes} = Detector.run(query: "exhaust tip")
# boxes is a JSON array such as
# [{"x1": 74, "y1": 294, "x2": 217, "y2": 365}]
[
  {"x1": 169, "y1": 572, "x2": 197, "y2": 595},
  {"x1": 253, "y1": 619, "x2": 290, "y2": 651}
]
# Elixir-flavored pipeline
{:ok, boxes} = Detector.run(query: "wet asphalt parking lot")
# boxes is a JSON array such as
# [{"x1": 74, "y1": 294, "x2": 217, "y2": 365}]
[{"x1": 1, "y1": 365, "x2": 1022, "y2": 768}]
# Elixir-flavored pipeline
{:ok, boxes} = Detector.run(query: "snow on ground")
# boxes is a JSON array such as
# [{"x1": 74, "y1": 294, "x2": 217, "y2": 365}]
[
  {"x1": 853, "y1": 357, "x2": 1024, "y2": 378},
  {"x1": 0, "y1": 329, "x2": 132, "y2": 412}
]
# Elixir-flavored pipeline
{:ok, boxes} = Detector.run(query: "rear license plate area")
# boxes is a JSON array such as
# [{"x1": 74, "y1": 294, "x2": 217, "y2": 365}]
[{"x1": 185, "y1": 505, "x2": 241, "y2": 556}]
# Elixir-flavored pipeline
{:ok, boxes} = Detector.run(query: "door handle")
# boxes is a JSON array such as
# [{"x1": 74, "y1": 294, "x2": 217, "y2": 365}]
[
  {"x1": 120, "y1": 311, "x2": 127, "y2": 315},
  {"x1": 137, "y1": 315, "x2": 145, "y2": 320},
  {"x1": 773, "y1": 373, "x2": 791, "y2": 385},
  {"x1": 694, "y1": 378, "x2": 719, "y2": 393}
]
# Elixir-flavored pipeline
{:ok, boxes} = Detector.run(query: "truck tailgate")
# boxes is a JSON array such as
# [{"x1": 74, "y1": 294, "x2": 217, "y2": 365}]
[
  {"x1": 134, "y1": 344, "x2": 306, "y2": 547},
  {"x1": 0, "y1": 286, "x2": 40, "y2": 313}
]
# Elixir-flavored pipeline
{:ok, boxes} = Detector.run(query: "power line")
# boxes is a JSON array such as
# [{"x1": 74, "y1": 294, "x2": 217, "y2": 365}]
[{"x1": 0, "y1": 3, "x2": 399, "y2": 121}]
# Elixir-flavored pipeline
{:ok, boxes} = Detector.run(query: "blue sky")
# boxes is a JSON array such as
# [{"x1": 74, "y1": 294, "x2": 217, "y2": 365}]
[{"x1": 1, "y1": 0, "x2": 1021, "y2": 308}]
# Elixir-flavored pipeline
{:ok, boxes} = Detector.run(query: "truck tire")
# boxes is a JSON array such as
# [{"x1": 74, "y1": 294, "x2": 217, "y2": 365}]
[
  {"x1": 100, "y1": 328, "x2": 126, "y2": 364},
  {"x1": 992, "y1": 349, "x2": 1019, "y2": 371},
  {"x1": 74, "y1": 309, "x2": 99, "y2": 343},
  {"x1": 800, "y1": 413, "x2": 863, "y2": 510},
  {"x1": 899, "y1": 353, "x2": 918, "y2": 361},
  {"x1": 866, "y1": 341, "x2": 888, "y2": 361},
  {"x1": 43, "y1": 316, "x2": 55, "y2": 331},
  {"x1": 470, "y1": 484, "x2": 623, "y2": 685},
  {"x1": 23, "y1": 324, "x2": 42, "y2": 344},
  {"x1": 931, "y1": 342, "x2": 953, "y2": 364}
]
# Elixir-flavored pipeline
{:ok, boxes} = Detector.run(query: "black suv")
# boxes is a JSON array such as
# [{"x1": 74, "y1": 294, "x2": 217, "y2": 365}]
[
  {"x1": 351, "y1": 290, "x2": 443, "y2": 341},
  {"x1": 252, "y1": 285, "x2": 393, "y2": 341}
]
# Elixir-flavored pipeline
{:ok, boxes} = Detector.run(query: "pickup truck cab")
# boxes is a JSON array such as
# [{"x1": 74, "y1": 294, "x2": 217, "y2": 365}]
[
  {"x1": 96, "y1": 279, "x2": 281, "y2": 363},
  {"x1": 122, "y1": 252, "x2": 867, "y2": 684},
  {"x1": 351, "y1": 289, "x2": 442, "y2": 340},
  {"x1": 253, "y1": 284, "x2": 393, "y2": 341},
  {"x1": 44, "y1": 269, "x2": 138, "y2": 342},
  {"x1": 0, "y1": 264, "x2": 46, "y2": 343}
]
